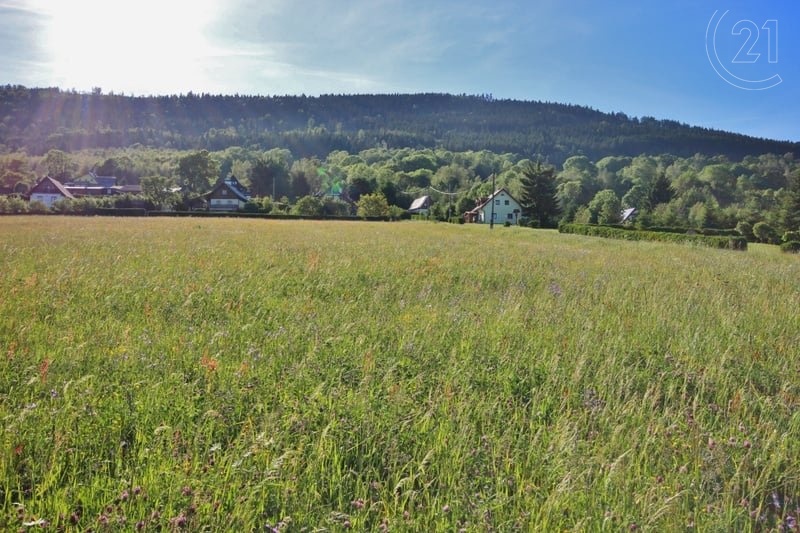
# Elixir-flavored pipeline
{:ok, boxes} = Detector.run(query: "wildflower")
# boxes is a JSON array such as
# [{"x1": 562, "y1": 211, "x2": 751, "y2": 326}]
[
  {"x1": 548, "y1": 282, "x2": 563, "y2": 297},
  {"x1": 132, "y1": 486, "x2": 143, "y2": 496},
  {"x1": 181, "y1": 486, "x2": 193, "y2": 497},
  {"x1": 743, "y1": 439, "x2": 752, "y2": 449},
  {"x1": 351, "y1": 499, "x2": 365, "y2": 510},
  {"x1": 200, "y1": 354, "x2": 218, "y2": 373},
  {"x1": 119, "y1": 490, "x2": 130, "y2": 502},
  {"x1": 50, "y1": 389, "x2": 58, "y2": 399},
  {"x1": 170, "y1": 514, "x2": 187, "y2": 528},
  {"x1": 98, "y1": 514, "x2": 109, "y2": 526},
  {"x1": 135, "y1": 520, "x2": 145, "y2": 530},
  {"x1": 39, "y1": 359, "x2": 50, "y2": 381},
  {"x1": 442, "y1": 504, "x2": 451, "y2": 513}
]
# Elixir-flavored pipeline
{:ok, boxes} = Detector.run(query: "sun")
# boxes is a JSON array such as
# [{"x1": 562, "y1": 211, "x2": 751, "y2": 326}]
[{"x1": 32, "y1": 0, "x2": 220, "y2": 94}]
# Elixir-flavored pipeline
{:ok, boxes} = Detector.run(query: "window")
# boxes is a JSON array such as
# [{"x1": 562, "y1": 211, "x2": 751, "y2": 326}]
[
  {"x1": 492, "y1": 212, "x2": 497, "y2": 219},
  {"x1": 507, "y1": 213, "x2": 513, "y2": 220},
  {"x1": 495, "y1": 199, "x2": 500, "y2": 205},
  {"x1": 222, "y1": 189, "x2": 228, "y2": 195},
  {"x1": 504, "y1": 200, "x2": 510, "y2": 205}
]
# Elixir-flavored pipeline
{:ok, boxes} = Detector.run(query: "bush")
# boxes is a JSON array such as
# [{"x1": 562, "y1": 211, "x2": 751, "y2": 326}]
[
  {"x1": 782, "y1": 230, "x2": 800, "y2": 244},
  {"x1": 736, "y1": 221, "x2": 754, "y2": 241},
  {"x1": 28, "y1": 200, "x2": 48, "y2": 214},
  {"x1": 753, "y1": 222, "x2": 779, "y2": 244},
  {"x1": 6, "y1": 197, "x2": 30, "y2": 213},
  {"x1": 780, "y1": 241, "x2": 800, "y2": 254},
  {"x1": 357, "y1": 193, "x2": 390, "y2": 218},
  {"x1": 559, "y1": 223, "x2": 747, "y2": 251},
  {"x1": 292, "y1": 195, "x2": 324, "y2": 216},
  {"x1": 242, "y1": 200, "x2": 263, "y2": 213}
]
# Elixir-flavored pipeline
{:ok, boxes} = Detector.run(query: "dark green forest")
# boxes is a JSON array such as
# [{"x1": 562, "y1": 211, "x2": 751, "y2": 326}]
[
  {"x1": 1, "y1": 86, "x2": 799, "y2": 240},
  {"x1": 1, "y1": 86, "x2": 797, "y2": 161}
]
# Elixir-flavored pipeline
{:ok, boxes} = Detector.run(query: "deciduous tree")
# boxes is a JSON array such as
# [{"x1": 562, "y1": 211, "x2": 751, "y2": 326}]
[
  {"x1": 357, "y1": 192, "x2": 390, "y2": 218},
  {"x1": 177, "y1": 150, "x2": 219, "y2": 195}
]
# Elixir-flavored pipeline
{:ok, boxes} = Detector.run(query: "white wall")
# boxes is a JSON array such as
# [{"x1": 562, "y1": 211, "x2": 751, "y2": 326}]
[
  {"x1": 30, "y1": 193, "x2": 65, "y2": 208},
  {"x1": 478, "y1": 191, "x2": 522, "y2": 224}
]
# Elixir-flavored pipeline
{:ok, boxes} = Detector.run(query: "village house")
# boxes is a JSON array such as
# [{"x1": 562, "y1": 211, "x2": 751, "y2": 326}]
[
  {"x1": 408, "y1": 195, "x2": 432, "y2": 216},
  {"x1": 464, "y1": 188, "x2": 522, "y2": 224},
  {"x1": 28, "y1": 176, "x2": 75, "y2": 208},
  {"x1": 205, "y1": 176, "x2": 251, "y2": 211}
]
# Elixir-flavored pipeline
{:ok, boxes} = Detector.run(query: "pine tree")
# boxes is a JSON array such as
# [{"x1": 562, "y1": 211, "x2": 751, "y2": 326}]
[
  {"x1": 519, "y1": 161, "x2": 560, "y2": 227},
  {"x1": 648, "y1": 172, "x2": 675, "y2": 207}
]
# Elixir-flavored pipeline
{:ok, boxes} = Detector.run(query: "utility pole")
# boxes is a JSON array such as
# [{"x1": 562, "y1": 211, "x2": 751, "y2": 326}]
[
  {"x1": 489, "y1": 173, "x2": 496, "y2": 229},
  {"x1": 448, "y1": 183, "x2": 452, "y2": 220}
]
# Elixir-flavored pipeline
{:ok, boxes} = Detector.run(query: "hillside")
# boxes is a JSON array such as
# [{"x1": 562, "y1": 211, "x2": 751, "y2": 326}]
[{"x1": 1, "y1": 86, "x2": 797, "y2": 164}]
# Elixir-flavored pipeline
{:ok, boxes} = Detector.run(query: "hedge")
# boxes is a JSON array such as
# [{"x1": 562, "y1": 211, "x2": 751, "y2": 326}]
[
  {"x1": 146, "y1": 211, "x2": 395, "y2": 221},
  {"x1": 559, "y1": 223, "x2": 748, "y2": 251},
  {"x1": 780, "y1": 241, "x2": 800, "y2": 254},
  {"x1": 600, "y1": 224, "x2": 740, "y2": 237}
]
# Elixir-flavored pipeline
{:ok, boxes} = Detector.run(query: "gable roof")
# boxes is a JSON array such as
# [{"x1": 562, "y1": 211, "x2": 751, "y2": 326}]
[
  {"x1": 409, "y1": 195, "x2": 432, "y2": 211},
  {"x1": 207, "y1": 176, "x2": 250, "y2": 202},
  {"x1": 469, "y1": 188, "x2": 520, "y2": 213},
  {"x1": 30, "y1": 176, "x2": 75, "y2": 200},
  {"x1": 621, "y1": 207, "x2": 637, "y2": 222}
]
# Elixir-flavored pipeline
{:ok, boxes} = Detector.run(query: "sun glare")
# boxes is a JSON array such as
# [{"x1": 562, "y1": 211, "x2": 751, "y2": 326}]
[{"x1": 32, "y1": 0, "x2": 220, "y2": 94}]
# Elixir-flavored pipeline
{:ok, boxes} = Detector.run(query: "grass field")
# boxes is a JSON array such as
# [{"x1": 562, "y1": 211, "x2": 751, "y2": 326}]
[{"x1": 1, "y1": 216, "x2": 799, "y2": 531}]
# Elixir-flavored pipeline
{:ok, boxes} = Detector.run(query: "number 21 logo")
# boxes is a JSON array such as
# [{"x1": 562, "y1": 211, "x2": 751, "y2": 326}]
[{"x1": 706, "y1": 10, "x2": 782, "y2": 90}]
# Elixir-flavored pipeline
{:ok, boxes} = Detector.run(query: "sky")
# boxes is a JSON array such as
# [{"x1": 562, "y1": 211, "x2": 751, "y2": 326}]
[{"x1": 1, "y1": 0, "x2": 798, "y2": 142}]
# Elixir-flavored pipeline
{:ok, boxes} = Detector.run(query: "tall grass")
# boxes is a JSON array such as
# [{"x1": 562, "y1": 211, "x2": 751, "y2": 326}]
[{"x1": 1, "y1": 217, "x2": 799, "y2": 530}]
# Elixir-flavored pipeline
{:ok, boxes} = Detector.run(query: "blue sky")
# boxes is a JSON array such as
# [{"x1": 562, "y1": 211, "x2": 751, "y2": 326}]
[{"x1": 1, "y1": 0, "x2": 798, "y2": 142}]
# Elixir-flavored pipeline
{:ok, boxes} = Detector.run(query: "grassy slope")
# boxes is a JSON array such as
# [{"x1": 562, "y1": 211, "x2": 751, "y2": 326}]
[{"x1": 1, "y1": 217, "x2": 799, "y2": 531}]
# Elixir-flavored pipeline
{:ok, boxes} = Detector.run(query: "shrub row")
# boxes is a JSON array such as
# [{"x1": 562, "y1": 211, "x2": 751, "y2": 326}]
[
  {"x1": 146, "y1": 211, "x2": 395, "y2": 221},
  {"x1": 559, "y1": 223, "x2": 748, "y2": 251},
  {"x1": 601, "y1": 223, "x2": 740, "y2": 237},
  {"x1": 780, "y1": 241, "x2": 800, "y2": 254}
]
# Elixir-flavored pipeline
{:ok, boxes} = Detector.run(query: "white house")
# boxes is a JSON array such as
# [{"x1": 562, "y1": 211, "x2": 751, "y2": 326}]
[
  {"x1": 28, "y1": 176, "x2": 75, "y2": 208},
  {"x1": 465, "y1": 188, "x2": 523, "y2": 224},
  {"x1": 205, "y1": 176, "x2": 251, "y2": 211}
]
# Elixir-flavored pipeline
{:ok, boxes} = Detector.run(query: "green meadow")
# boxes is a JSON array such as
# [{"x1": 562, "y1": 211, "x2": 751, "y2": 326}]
[{"x1": 1, "y1": 216, "x2": 799, "y2": 531}]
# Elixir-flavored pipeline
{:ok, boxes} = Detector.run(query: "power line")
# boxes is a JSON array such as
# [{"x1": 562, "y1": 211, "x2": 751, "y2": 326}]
[{"x1": 424, "y1": 186, "x2": 459, "y2": 196}]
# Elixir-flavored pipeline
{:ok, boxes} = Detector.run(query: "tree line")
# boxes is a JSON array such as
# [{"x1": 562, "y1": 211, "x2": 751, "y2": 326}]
[{"x1": 2, "y1": 145, "x2": 799, "y2": 240}]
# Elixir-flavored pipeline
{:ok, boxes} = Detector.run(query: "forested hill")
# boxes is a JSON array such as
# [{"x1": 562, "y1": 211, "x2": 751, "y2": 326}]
[{"x1": 1, "y1": 86, "x2": 797, "y2": 164}]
